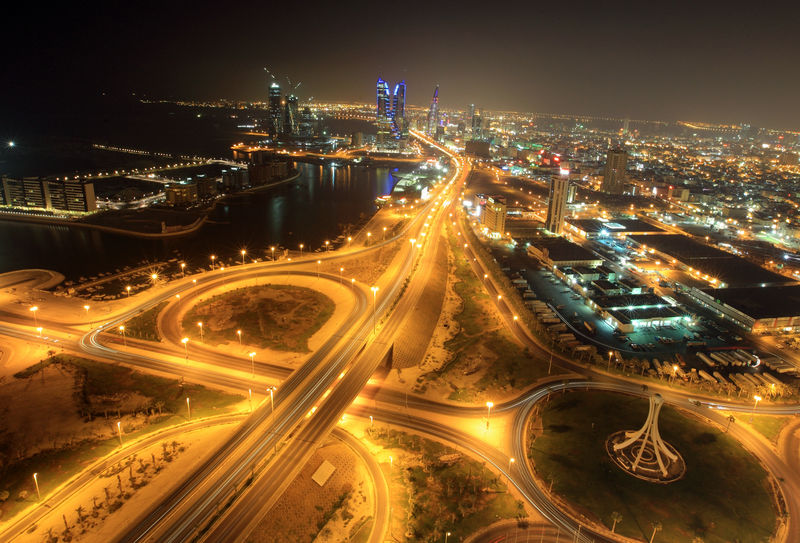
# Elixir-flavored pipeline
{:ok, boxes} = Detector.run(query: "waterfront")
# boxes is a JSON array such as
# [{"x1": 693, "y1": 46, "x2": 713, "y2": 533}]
[{"x1": 0, "y1": 162, "x2": 403, "y2": 280}]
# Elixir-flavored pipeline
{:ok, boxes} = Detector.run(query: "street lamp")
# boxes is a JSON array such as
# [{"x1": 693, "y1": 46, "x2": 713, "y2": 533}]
[
  {"x1": 33, "y1": 472, "x2": 40, "y2": 501},
  {"x1": 316, "y1": 260, "x2": 321, "y2": 279},
  {"x1": 197, "y1": 321, "x2": 204, "y2": 342},
  {"x1": 119, "y1": 326, "x2": 126, "y2": 346},
  {"x1": 271, "y1": 246, "x2": 276, "y2": 261},
  {"x1": 180, "y1": 262, "x2": 186, "y2": 277},
  {"x1": 672, "y1": 364, "x2": 678, "y2": 384},
  {"x1": 186, "y1": 397, "x2": 191, "y2": 419},
  {"x1": 126, "y1": 285, "x2": 131, "y2": 297},
  {"x1": 299, "y1": 243, "x2": 304, "y2": 257},
  {"x1": 753, "y1": 394, "x2": 762, "y2": 418},
  {"x1": 382, "y1": 226, "x2": 387, "y2": 240},
  {"x1": 241, "y1": 249, "x2": 247, "y2": 266},
  {"x1": 347, "y1": 236, "x2": 352, "y2": 247},
  {"x1": 513, "y1": 315, "x2": 518, "y2": 324},
  {"x1": 237, "y1": 329, "x2": 242, "y2": 345},
  {"x1": 339, "y1": 267, "x2": 344, "y2": 284},
  {"x1": 151, "y1": 273, "x2": 158, "y2": 286},
  {"x1": 370, "y1": 286, "x2": 379, "y2": 333},
  {"x1": 181, "y1": 337, "x2": 189, "y2": 363},
  {"x1": 485, "y1": 401, "x2": 494, "y2": 430},
  {"x1": 117, "y1": 421, "x2": 123, "y2": 446},
  {"x1": 249, "y1": 351, "x2": 256, "y2": 377},
  {"x1": 366, "y1": 232, "x2": 372, "y2": 245},
  {"x1": 210, "y1": 254, "x2": 216, "y2": 270},
  {"x1": 508, "y1": 457, "x2": 515, "y2": 472},
  {"x1": 445, "y1": 532, "x2": 451, "y2": 543},
  {"x1": 325, "y1": 240, "x2": 330, "y2": 252},
  {"x1": 607, "y1": 350, "x2": 613, "y2": 372},
  {"x1": 30, "y1": 306, "x2": 38, "y2": 327},
  {"x1": 83, "y1": 304, "x2": 90, "y2": 321},
  {"x1": 37, "y1": 326, "x2": 42, "y2": 337}
]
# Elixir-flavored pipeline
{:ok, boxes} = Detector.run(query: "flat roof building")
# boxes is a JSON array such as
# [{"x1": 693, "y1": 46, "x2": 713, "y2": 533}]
[
  {"x1": 525, "y1": 237, "x2": 603, "y2": 268},
  {"x1": 628, "y1": 234, "x2": 793, "y2": 289},
  {"x1": 566, "y1": 218, "x2": 665, "y2": 239},
  {"x1": 688, "y1": 285, "x2": 800, "y2": 332}
]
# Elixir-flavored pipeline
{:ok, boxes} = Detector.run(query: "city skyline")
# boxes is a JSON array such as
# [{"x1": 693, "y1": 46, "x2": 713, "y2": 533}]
[{"x1": 4, "y1": 2, "x2": 800, "y2": 129}]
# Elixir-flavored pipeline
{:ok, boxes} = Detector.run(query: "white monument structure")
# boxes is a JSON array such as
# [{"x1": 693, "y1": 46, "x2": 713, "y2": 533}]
[{"x1": 607, "y1": 393, "x2": 685, "y2": 483}]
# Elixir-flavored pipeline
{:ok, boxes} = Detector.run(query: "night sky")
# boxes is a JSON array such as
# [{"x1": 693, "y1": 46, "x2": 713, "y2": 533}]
[{"x1": 4, "y1": 1, "x2": 800, "y2": 128}]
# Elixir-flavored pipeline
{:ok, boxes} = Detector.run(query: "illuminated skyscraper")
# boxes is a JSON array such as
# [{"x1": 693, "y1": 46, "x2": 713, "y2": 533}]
[
  {"x1": 426, "y1": 85, "x2": 439, "y2": 136},
  {"x1": 283, "y1": 94, "x2": 298, "y2": 136},
  {"x1": 391, "y1": 80, "x2": 406, "y2": 138},
  {"x1": 546, "y1": 170, "x2": 570, "y2": 234},
  {"x1": 376, "y1": 78, "x2": 392, "y2": 147},
  {"x1": 602, "y1": 148, "x2": 628, "y2": 194},
  {"x1": 268, "y1": 82, "x2": 283, "y2": 138}
]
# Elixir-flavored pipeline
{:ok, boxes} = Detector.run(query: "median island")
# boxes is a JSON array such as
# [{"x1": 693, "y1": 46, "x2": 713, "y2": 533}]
[
  {"x1": 182, "y1": 284, "x2": 335, "y2": 352},
  {"x1": 527, "y1": 390, "x2": 780, "y2": 542}
]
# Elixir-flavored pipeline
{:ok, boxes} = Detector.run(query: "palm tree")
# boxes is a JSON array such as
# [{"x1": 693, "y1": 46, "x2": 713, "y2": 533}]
[
  {"x1": 610, "y1": 511, "x2": 623, "y2": 533},
  {"x1": 649, "y1": 521, "x2": 662, "y2": 543}
]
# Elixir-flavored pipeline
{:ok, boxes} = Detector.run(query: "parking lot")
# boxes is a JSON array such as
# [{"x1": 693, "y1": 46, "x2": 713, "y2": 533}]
[{"x1": 490, "y1": 244, "x2": 727, "y2": 359}]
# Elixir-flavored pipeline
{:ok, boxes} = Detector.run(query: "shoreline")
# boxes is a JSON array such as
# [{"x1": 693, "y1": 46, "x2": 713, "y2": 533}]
[{"x1": 0, "y1": 170, "x2": 302, "y2": 240}]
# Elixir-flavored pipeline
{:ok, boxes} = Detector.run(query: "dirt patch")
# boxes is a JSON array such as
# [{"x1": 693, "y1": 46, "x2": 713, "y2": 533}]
[
  {"x1": 320, "y1": 240, "x2": 403, "y2": 286},
  {"x1": 249, "y1": 438, "x2": 373, "y2": 543},
  {"x1": 183, "y1": 284, "x2": 334, "y2": 352}
]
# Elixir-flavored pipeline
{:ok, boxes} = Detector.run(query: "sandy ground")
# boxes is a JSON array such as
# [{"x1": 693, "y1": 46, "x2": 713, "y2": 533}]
[
  {"x1": 168, "y1": 274, "x2": 358, "y2": 369},
  {"x1": 248, "y1": 437, "x2": 373, "y2": 543},
  {"x1": 384, "y1": 236, "x2": 507, "y2": 402},
  {"x1": 0, "y1": 363, "x2": 122, "y2": 462},
  {"x1": 0, "y1": 338, "x2": 56, "y2": 381},
  {"x1": 14, "y1": 422, "x2": 240, "y2": 543}
]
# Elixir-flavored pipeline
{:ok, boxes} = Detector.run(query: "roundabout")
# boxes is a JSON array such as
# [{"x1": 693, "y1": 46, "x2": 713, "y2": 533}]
[{"x1": 526, "y1": 389, "x2": 779, "y2": 542}]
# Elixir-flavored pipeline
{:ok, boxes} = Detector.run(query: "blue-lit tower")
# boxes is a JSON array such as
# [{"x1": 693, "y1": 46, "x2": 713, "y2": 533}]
[
  {"x1": 391, "y1": 80, "x2": 407, "y2": 138},
  {"x1": 376, "y1": 78, "x2": 392, "y2": 148}
]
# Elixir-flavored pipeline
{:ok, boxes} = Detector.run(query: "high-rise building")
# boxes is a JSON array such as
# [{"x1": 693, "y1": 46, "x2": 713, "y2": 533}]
[
  {"x1": 471, "y1": 109, "x2": 483, "y2": 141},
  {"x1": 391, "y1": 81, "x2": 406, "y2": 138},
  {"x1": 467, "y1": 104, "x2": 475, "y2": 130},
  {"x1": 297, "y1": 107, "x2": 316, "y2": 138},
  {"x1": 376, "y1": 78, "x2": 392, "y2": 148},
  {"x1": 602, "y1": 148, "x2": 628, "y2": 194},
  {"x1": 482, "y1": 195, "x2": 507, "y2": 235},
  {"x1": 283, "y1": 94, "x2": 299, "y2": 136},
  {"x1": 546, "y1": 171, "x2": 570, "y2": 234},
  {"x1": 268, "y1": 82, "x2": 283, "y2": 138},
  {"x1": 426, "y1": 86, "x2": 439, "y2": 136},
  {"x1": 1, "y1": 176, "x2": 95, "y2": 212}
]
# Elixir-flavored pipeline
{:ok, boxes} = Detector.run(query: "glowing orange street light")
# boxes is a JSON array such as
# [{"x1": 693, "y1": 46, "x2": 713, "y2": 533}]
[
  {"x1": 29, "y1": 306, "x2": 39, "y2": 327},
  {"x1": 249, "y1": 351, "x2": 256, "y2": 377},
  {"x1": 119, "y1": 325, "x2": 126, "y2": 346},
  {"x1": 197, "y1": 322, "x2": 204, "y2": 342},
  {"x1": 237, "y1": 329, "x2": 242, "y2": 345},
  {"x1": 299, "y1": 243, "x2": 304, "y2": 257},
  {"x1": 181, "y1": 337, "x2": 189, "y2": 363},
  {"x1": 486, "y1": 401, "x2": 494, "y2": 429},
  {"x1": 241, "y1": 249, "x2": 247, "y2": 266}
]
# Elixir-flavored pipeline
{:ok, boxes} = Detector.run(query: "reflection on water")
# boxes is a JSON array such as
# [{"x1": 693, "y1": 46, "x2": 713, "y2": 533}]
[{"x1": 0, "y1": 162, "x2": 403, "y2": 280}]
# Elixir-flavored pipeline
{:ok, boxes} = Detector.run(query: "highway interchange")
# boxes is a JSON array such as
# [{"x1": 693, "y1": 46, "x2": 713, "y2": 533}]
[{"x1": 1, "y1": 132, "x2": 799, "y2": 543}]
